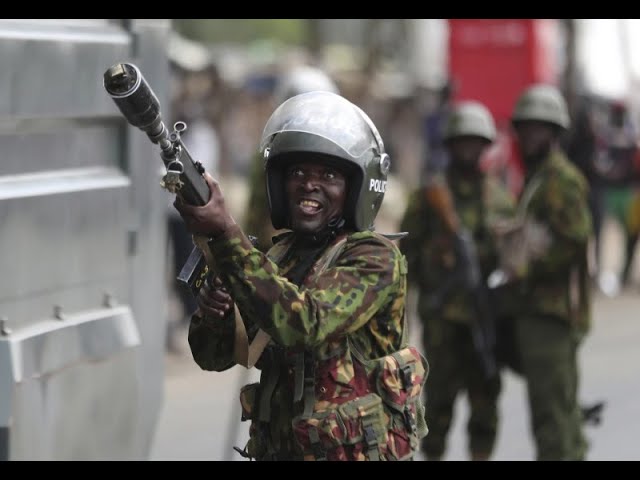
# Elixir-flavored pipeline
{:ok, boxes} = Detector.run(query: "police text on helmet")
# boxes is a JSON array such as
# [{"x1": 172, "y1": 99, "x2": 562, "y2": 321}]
[{"x1": 369, "y1": 179, "x2": 387, "y2": 193}]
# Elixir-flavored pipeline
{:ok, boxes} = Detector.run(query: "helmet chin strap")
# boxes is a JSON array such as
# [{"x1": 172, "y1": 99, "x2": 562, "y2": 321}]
[
  {"x1": 327, "y1": 216, "x2": 345, "y2": 230},
  {"x1": 293, "y1": 215, "x2": 346, "y2": 246}
]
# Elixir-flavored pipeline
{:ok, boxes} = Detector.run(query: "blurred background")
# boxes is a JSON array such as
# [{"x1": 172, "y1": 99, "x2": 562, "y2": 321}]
[{"x1": 0, "y1": 19, "x2": 638, "y2": 461}]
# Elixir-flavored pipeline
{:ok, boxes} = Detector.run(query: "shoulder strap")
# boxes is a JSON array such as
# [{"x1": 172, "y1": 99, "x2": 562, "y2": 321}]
[
  {"x1": 233, "y1": 307, "x2": 272, "y2": 369},
  {"x1": 316, "y1": 234, "x2": 349, "y2": 273},
  {"x1": 232, "y1": 235, "x2": 295, "y2": 369},
  {"x1": 379, "y1": 232, "x2": 409, "y2": 241}
]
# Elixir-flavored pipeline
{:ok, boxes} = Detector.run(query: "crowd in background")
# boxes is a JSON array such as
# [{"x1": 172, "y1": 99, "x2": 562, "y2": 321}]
[
  {"x1": 164, "y1": 50, "x2": 640, "y2": 330},
  {"x1": 161, "y1": 30, "x2": 640, "y2": 461}
]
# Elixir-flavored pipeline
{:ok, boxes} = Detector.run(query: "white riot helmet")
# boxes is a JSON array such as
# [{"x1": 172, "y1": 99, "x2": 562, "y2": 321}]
[{"x1": 274, "y1": 65, "x2": 339, "y2": 106}]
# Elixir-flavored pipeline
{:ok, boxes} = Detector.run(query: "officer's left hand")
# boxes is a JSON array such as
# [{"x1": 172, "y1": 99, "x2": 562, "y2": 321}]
[
  {"x1": 174, "y1": 172, "x2": 237, "y2": 238},
  {"x1": 197, "y1": 276, "x2": 233, "y2": 318}
]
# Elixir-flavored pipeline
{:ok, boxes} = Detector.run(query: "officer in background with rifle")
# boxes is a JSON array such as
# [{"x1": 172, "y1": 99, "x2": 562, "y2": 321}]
[{"x1": 399, "y1": 101, "x2": 516, "y2": 461}]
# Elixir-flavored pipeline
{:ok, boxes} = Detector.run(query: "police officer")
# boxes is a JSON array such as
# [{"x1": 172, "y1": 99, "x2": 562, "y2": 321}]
[
  {"x1": 422, "y1": 80, "x2": 456, "y2": 182},
  {"x1": 499, "y1": 84, "x2": 592, "y2": 460},
  {"x1": 243, "y1": 66, "x2": 339, "y2": 252},
  {"x1": 175, "y1": 91, "x2": 428, "y2": 461},
  {"x1": 399, "y1": 101, "x2": 516, "y2": 461}
]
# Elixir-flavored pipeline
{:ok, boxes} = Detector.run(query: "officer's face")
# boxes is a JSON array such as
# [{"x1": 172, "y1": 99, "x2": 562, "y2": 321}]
[
  {"x1": 448, "y1": 136, "x2": 489, "y2": 171},
  {"x1": 513, "y1": 120, "x2": 556, "y2": 160},
  {"x1": 285, "y1": 161, "x2": 347, "y2": 234}
]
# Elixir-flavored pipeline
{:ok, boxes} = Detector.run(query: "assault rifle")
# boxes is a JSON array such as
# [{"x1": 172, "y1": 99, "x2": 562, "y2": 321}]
[{"x1": 424, "y1": 181, "x2": 498, "y2": 379}]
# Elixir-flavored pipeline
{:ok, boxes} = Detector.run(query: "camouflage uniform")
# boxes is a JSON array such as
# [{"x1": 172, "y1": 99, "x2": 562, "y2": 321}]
[
  {"x1": 188, "y1": 91, "x2": 428, "y2": 461},
  {"x1": 399, "y1": 171, "x2": 515, "y2": 460},
  {"x1": 504, "y1": 84, "x2": 592, "y2": 460},
  {"x1": 508, "y1": 148, "x2": 592, "y2": 461}
]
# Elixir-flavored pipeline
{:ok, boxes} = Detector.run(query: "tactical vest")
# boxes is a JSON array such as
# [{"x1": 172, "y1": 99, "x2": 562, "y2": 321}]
[{"x1": 237, "y1": 232, "x2": 429, "y2": 461}]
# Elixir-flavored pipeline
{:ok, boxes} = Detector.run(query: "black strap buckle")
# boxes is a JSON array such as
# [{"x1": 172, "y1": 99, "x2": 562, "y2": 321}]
[
  {"x1": 399, "y1": 364, "x2": 413, "y2": 389},
  {"x1": 309, "y1": 427, "x2": 327, "y2": 461},
  {"x1": 364, "y1": 425, "x2": 378, "y2": 447},
  {"x1": 403, "y1": 406, "x2": 417, "y2": 434},
  {"x1": 363, "y1": 422, "x2": 381, "y2": 461}
]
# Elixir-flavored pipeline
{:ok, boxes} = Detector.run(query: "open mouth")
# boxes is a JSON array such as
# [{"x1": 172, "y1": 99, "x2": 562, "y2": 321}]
[{"x1": 297, "y1": 198, "x2": 323, "y2": 216}]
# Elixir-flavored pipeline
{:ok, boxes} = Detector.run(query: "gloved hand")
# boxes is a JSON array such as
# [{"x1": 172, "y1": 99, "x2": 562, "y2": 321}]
[
  {"x1": 174, "y1": 172, "x2": 237, "y2": 238},
  {"x1": 197, "y1": 276, "x2": 233, "y2": 318}
]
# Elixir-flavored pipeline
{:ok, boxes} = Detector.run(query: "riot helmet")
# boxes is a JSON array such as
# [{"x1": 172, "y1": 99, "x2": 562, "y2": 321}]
[
  {"x1": 444, "y1": 101, "x2": 496, "y2": 144},
  {"x1": 511, "y1": 84, "x2": 570, "y2": 131},
  {"x1": 260, "y1": 91, "x2": 390, "y2": 232}
]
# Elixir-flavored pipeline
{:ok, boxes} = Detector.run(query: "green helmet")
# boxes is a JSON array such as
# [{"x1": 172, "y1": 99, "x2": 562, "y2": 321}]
[
  {"x1": 260, "y1": 91, "x2": 390, "y2": 231},
  {"x1": 511, "y1": 84, "x2": 570, "y2": 130},
  {"x1": 444, "y1": 101, "x2": 496, "y2": 143}
]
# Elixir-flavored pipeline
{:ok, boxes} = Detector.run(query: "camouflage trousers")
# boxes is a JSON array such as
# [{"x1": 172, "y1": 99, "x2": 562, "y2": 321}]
[
  {"x1": 421, "y1": 320, "x2": 501, "y2": 460},
  {"x1": 514, "y1": 314, "x2": 588, "y2": 461}
]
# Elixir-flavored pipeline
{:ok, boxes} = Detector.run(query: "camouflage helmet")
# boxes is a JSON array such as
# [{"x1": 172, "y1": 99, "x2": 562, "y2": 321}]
[
  {"x1": 511, "y1": 84, "x2": 570, "y2": 130},
  {"x1": 444, "y1": 100, "x2": 496, "y2": 143},
  {"x1": 274, "y1": 65, "x2": 339, "y2": 106},
  {"x1": 260, "y1": 91, "x2": 390, "y2": 231}
]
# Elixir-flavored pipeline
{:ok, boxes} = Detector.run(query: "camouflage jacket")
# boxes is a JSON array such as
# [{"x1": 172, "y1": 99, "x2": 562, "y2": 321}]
[
  {"x1": 511, "y1": 148, "x2": 592, "y2": 330},
  {"x1": 399, "y1": 172, "x2": 516, "y2": 324},
  {"x1": 188, "y1": 225, "x2": 427, "y2": 460}
]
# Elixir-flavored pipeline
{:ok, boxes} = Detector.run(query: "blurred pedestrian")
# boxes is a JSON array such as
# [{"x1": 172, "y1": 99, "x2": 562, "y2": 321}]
[
  {"x1": 166, "y1": 62, "x2": 223, "y2": 352},
  {"x1": 421, "y1": 80, "x2": 456, "y2": 181},
  {"x1": 594, "y1": 100, "x2": 639, "y2": 288},
  {"x1": 562, "y1": 93, "x2": 602, "y2": 279}
]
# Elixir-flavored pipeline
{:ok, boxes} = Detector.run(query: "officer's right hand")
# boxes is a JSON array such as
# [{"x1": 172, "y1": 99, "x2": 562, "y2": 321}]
[
  {"x1": 174, "y1": 173, "x2": 237, "y2": 238},
  {"x1": 197, "y1": 276, "x2": 233, "y2": 318}
]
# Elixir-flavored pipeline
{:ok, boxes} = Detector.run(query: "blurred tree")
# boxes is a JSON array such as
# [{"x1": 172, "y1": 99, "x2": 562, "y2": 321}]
[
  {"x1": 173, "y1": 19, "x2": 307, "y2": 46},
  {"x1": 307, "y1": 19, "x2": 323, "y2": 63}
]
